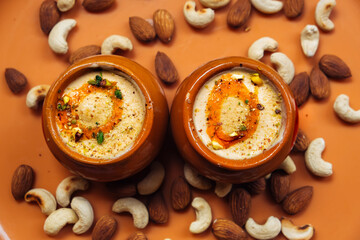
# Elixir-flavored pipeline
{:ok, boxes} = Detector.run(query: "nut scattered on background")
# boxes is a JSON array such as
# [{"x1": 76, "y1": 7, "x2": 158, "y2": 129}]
[
  {"x1": 43, "y1": 208, "x2": 79, "y2": 236},
  {"x1": 293, "y1": 128, "x2": 310, "y2": 151},
  {"x1": 319, "y1": 54, "x2": 352, "y2": 79},
  {"x1": 11, "y1": 164, "x2": 34, "y2": 200},
  {"x1": 92, "y1": 215, "x2": 118, "y2": 240},
  {"x1": 315, "y1": 0, "x2": 336, "y2": 31},
  {"x1": 333, "y1": 94, "x2": 360, "y2": 123},
  {"x1": 229, "y1": 188, "x2": 251, "y2": 226},
  {"x1": 183, "y1": 1, "x2": 215, "y2": 29},
  {"x1": 248, "y1": 37, "x2": 278, "y2": 61},
  {"x1": 82, "y1": 0, "x2": 115, "y2": 12},
  {"x1": 270, "y1": 52, "x2": 295, "y2": 84},
  {"x1": 25, "y1": 188, "x2": 57, "y2": 215},
  {"x1": 26, "y1": 85, "x2": 50, "y2": 110},
  {"x1": 5, "y1": 68, "x2": 28, "y2": 94},
  {"x1": 301, "y1": 25, "x2": 319, "y2": 58},
  {"x1": 270, "y1": 170, "x2": 290, "y2": 203},
  {"x1": 289, "y1": 72, "x2": 310, "y2": 107},
  {"x1": 305, "y1": 138, "x2": 333, "y2": 177},
  {"x1": 200, "y1": 0, "x2": 231, "y2": 9},
  {"x1": 129, "y1": 16, "x2": 156, "y2": 42},
  {"x1": 147, "y1": 191, "x2": 169, "y2": 224},
  {"x1": 250, "y1": 0, "x2": 283, "y2": 14},
  {"x1": 155, "y1": 51, "x2": 179, "y2": 85},
  {"x1": 310, "y1": 66, "x2": 330, "y2": 99},
  {"x1": 282, "y1": 186, "x2": 313, "y2": 215},
  {"x1": 39, "y1": 0, "x2": 61, "y2": 35},
  {"x1": 112, "y1": 197, "x2": 149, "y2": 229},
  {"x1": 283, "y1": 0, "x2": 304, "y2": 18},
  {"x1": 245, "y1": 216, "x2": 281, "y2": 240},
  {"x1": 170, "y1": 176, "x2": 192, "y2": 210},
  {"x1": 48, "y1": 19, "x2": 77, "y2": 54},
  {"x1": 212, "y1": 218, "x2": 248, "y2": 240},
  {"x1": 227, "y1": 0, "x2": 252, "y2": 28},
  {"x1": 69, "y1": 45, "x2": 101, "y2": 64},
  {"x1": 153, "y1": 9, "x2": 175, "y2": 43}
]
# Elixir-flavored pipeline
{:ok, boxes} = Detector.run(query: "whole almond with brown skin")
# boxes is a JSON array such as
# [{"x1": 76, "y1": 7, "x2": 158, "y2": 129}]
[
  {"x1": 127, "y1": 231, "x2": 148, "y2": 240},
  {"x1": 270, "y1": 170, "x2": 290, "y2": 203},
  {"x1": 293, "y1": 128, "x2": 309, "y2": 152},
  {"x1": 153, "y1": 9, "x2": 175, "y2": 43},
  {"x1": 39, "y1": 0, "x2": 60, "y2": 35},
  {"x1": 105, "y1": 181, "x2": 137, "y2": 198},
  {"x1": 82, "y1": 0, "x2": 115, "y2": 12},
  {"x1": 148, "y1": 191, "x2": 169, "y2": 224},
  {"x1": 310, "y1": 66, "x2": 330, "y2": 99},
  {"x1": 11, "y1": 165, "x2": 34, "y2": 200},
  {"x1": 69, "y1": 45, "x2": 101, "y2": 64},
  {"x1": 92, "y1": 215, "x2": 117, "y2": 240},
  {"x1": 289, "y1": 72, "x2": 310, "y2": 107},
  {"x1": 171, "y1": 176, "x2": 191, "y2": 210},
  {"x1": 283, "y1": 0, "x2": 304, "y2": 18},
  {"x1": 282, "y1": 186, "x2": 313, "y2": 215},
  {"x1": 243, "y1": 177, "x2": 266, "y2": 195},
  {"x1": 229, "y1": 188, "x2": 251, "y2": 226},
  {"x1": 227, "y1": 0, "x2": 252, "y2": 28},
  {"x1": 129, "y1": 16, "x2": 156, "y2": 42},
  {"x1": 155, "y1": 51, "x2": 179, "y2": 84},
  {"x1": 5, "y1": 68, "x2": 28, "y2": 94},
  {"x1": 212, "y1": 218, "x2": 249, "y2": 240},
  {"x1": 319, "y1": 54, "x2": 352, "y2": 79}
]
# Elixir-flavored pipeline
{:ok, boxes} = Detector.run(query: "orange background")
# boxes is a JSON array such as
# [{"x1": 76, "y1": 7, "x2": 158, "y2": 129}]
[{"x1": 0, "y1": 0, "x2": 360, "y2": 239}]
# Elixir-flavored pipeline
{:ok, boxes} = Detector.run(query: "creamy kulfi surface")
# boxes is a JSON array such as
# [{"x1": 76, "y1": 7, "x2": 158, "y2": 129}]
[
  {"x1": 192, "y1": 68, "x2": 284, "y2": 160},
  {"x1": 55, "y1": 71, "x2": 146, "y2": 160}
]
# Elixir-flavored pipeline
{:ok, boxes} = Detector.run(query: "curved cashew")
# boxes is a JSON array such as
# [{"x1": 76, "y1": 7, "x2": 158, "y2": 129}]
[
  {"x1": 245, "y1": 216, "x2": 281, "y2": 240},
  {"x1": 48, "y1": 19, "x2": 76, "y2": 54},
  {"x1": 70, "y1": 197, "x2": 94, "y2": 234},
  {"x1": 44, "y1": 208, "x2": 79, "y2": 236},
  {"x1": 101, "y1": 35, "x2": 133, "y2": 55},
  {"x1": 184, "y1": 163, "x2": 212, "y2": 190},
  {"x1": 183, "y1": 1, "x2": 215, "y2": 29},
  {"x1": 281, "y1": 218, "x2": 314, "y2": 240},
  {"x1": 301, "y1": 25, "x2": 319, "y2": 58},
  {"x1": 270, "y1": 52, "x2": 295, "y2": 84},
  {"x1": 25, "y1": 188, "x2": 57, "y2": 215},
  {"x1": 214, "y1": 181, "x2": 232, "y2": 198},
  {"x1": 137, "y1": 161, "x2": 165, "y2": 195},
  {"x1": 57, "y1": 0, "x2": 75, "y2": 12},
  {"x1": 315, "y1": 0, "x2": 336, "y2": 32},
  {"x1": 279, "y1": 156, "x2": 296, "y2": 174},
  {"x1": 189, "y1": 197, "x2": 212, "y2": 234},
  {"x1": 26, "y1": 85, "x2": 50, "y2": 110},
  {"x1": 56, "y1": 176, "x2": 90, "y2": 207},
  {"x1": 199, "y1": 0, "x2": 231, "y2": 9},
  {"x1": 112, "y1": 197, "x2": 149, "y2": 229},
  {"x1": 250, "y1": 0, "x2": 283, "y2": 14},
  {"x1": 305, "y1": 138, "x2": 333, "y2": 177},
  {"x1": 248, "y1": 37, "x2": 278, "y2": 61},
  {"x1": 333, "y1": 94, "x2": 360, "y2": 123}
]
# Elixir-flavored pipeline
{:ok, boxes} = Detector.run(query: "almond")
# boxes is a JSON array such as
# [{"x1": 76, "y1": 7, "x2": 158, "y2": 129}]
[
  {"x1": 229, "y1": 188, "x2": 251, "y2": 226},
  {"x1": 82, "y1": 0, "x2": 115, "y2": 12},
  {"x1": 212, "y1": 218, "x2": 248, "y2": 240},
  {"x1": 105, "y1": 180, "x2": 137, "y2": 198},
  {"x1": 289, "y1": 72, "x2": 310, "y2": 107},
  {"x1": 148, "y1": 191, "x2": 169, "y2": 224},
  {"x1": 282, "y1": 186, "x2": 313, "y2": 215},
  {"x1": 243, "y1": 177, "x2": 266, "y2": 195},
  {"x1": 283, "y1": 0, "x2": 304, "y2": 18},
  {"x1": 227, "y1": 0, "x2": 252, "y2": 28},
  {"x1": 310, "y1": 66, "x2": 330, "y2": 99},
  {"x1": 39, "y1": 0, "x2": 61, "y2": 35},
  {"x1": 5, "y1": 68, "x2": 28, "y2": 94},
  {"x1": 69, "y1": 45, "x2": 101, "y2": 64},
  {"x1": 92, "y1": 215, "x2": 117, "y2": 240},
  {"x1": 153, "y1": 9, "x2": 175, "y2": 43},
  {"x1": 293, "y1": 128, "x2": 309, "y2": 152},
  {"x1": 11, "y1": 164, "x2": 34, "y2": 200},
  {"x1": 155, "y1": 51, "x2": 179, "y2": 84},
  {"x1": 129, "y1": 16, "x2": 156, "y2": 42},
  {"x1": 127, "y1": 231, "x2": 147, "y2": 240},
  {"x1": 170, "y1": 176, "x2": 191, "y2": 210},
  {"x1": 270, "y1": 170, "x2": 291, "y2": 203},
  {"x1": 319, "y1": 54, "x2": 352, "y2": 79}
]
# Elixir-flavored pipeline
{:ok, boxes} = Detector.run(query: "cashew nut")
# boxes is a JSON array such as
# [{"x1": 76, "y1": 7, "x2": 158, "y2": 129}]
[
  {"x1": 112, "y1": 197, "x2": 149, "y2": 229},
  {"x1": 281, "y1": 218, "x2": 314, "y2": 240},
  {"x1": 70, "y1": 197, "x2": 94, "y2": 234},
  {"x1": 56, "y1": 176, "x2": 90, "y2": 207},
  {"x1": 48, "y1": 19, "x2": 76, "y2": 54},
  {"x1": 270, "y1": 52, "x2": 295, "y2": 84},
  {"x1": 248, "y1": 37, "x2": 278, "y2": 61},
  {"x1": 24, "y1": 188, "x2": 57, "y2": 216},
  {"x1": 214, "y1": 181, "x2": 232, "y2": 198},
  {"x1": 44, "y1": 208, "x2": 79, "y2": 236},
  {"x1": 189, "y1": 197, "x2": 212, "y2": 234},
  {"x1": 245, "y1": 216, "x2": 281, "y2": 240},
  {"x1": 199, "y1": 0, "x2": 231, "y2": 9},
  {"x1": 279, "y1": 156, "x2": 296, "y2": 174},
  {"x1": 333, "y1": 94, "x2": 360, "y2": 123},
  {"x1": 315, "y1": 0, "x2": 336, "y2": 32},
  {"x1": 305, "y1": 138, "x2": 333, "y2": 177},
  {"x1": 137, "y1": 161, "x2": 165, "y2": 195},
  {"x1": 301, "y1": 25, "x2": 319, "y2": 58},
  {"x1": 57, "y1": 0, "x2": 75, "y2": 12},
  {"x1": 101, "y1": 35, "x2": 133, "y2": 55},
  {"x1": 183, "y1": 1, "x2": 215, "y2": 29},
  {"x1": 250, "y1": 0, "x2": 283, "y2": 14},
  {"x1": 184, "y1": 163, "x2": 212, "y2": 190},
  {"x1": 26, "y1": 85, "x2": 50, "y2": 110}
]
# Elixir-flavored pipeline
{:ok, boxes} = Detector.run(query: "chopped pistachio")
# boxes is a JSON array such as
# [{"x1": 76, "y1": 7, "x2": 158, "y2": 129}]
[
  {"x1": 71, "y1": 119, "x2": 77, "y2": 124},
  {"x1": 211, "y1": 141, "x2": 224, "y2": 150},
  {"x1": 96, "y1": 131, "x2": 104, "y2": 144},
  {"x1": 240, "y1": 125, "x2": 247, "y2": 131},
  {"x1": 250, "y1": 73, "x2": 263, "y2": 85},
  {"x1": 245, "y1": 99, "x2": 249, "y2": 104},
  {"x1": 63, "y1": 95, "x2": 70, "y2": 104},
  {"x1": 229, "y1": 132, "x2": 238, "y2": 137}
]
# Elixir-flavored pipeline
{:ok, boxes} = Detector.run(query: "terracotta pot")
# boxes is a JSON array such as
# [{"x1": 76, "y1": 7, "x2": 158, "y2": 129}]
[
  {"x1": 171, "y1": 57, "x2": 298, "y2": 183},
  {"x1": 42, "y1": 55, "x2": 169, "y2": 182}
]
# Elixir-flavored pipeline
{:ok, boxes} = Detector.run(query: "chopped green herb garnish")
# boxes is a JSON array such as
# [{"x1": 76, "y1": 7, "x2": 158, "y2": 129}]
[
  {"x1": 71, "y1": 119, "x2": 77, "y2": 124},
  {"x1": 87, "y1": 80, "x2": 98, "y2": 86},
  {"x1": 96, "y1": 131, "x2": 104, "y2": 144},
  {"x1": 245, "y1": 99, "x2": 249, "y2": 104},
  {"x1": 95, "y1": 122, "x2": 99, "y2": 125},
  {"x1": 100, "y1": 72, "x2": 103, "y2": 77},
  {"x1": 238, "y1": 102, "x2": 241, "y2": 105},
  {"x1": 240, "y1": 125, "x2": 247, "y2": 131},
  {"x1": 115, "y1": 89, "x2": 123, "y2": 99},
  {"x1": 57, "y1": 103, "x2": 62, "y2": 110},
  {"x1": 96, "y1": 75, "x2": 102, "y2": 81}
]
